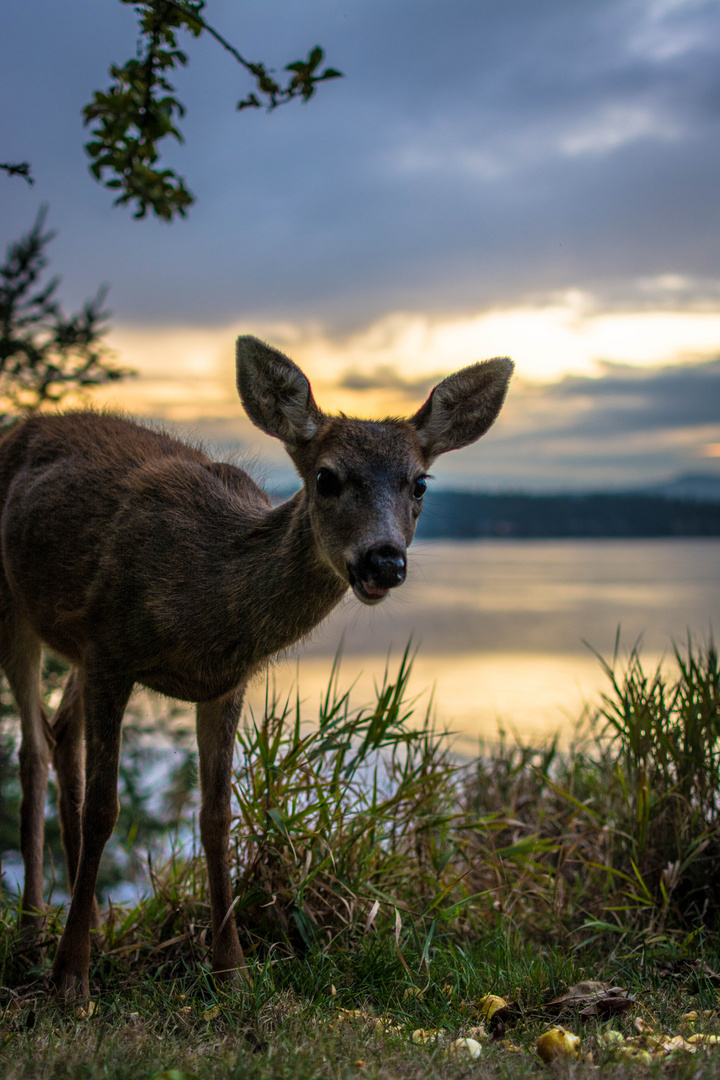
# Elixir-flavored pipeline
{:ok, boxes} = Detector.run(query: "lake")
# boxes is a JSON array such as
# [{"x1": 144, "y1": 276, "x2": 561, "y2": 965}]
[
  {"x1": 6, "y1": 537, "x2": 718, "y2": 902},
  {"x1": 244, "y1": 538, "x2": 720, "y2": 752}
]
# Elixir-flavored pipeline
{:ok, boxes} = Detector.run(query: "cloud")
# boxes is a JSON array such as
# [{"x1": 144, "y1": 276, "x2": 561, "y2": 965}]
[
  {"x1": 338, "y1": 366, "x2": 441, "y2": 396},
  {"x1": 550, "y1": 357, "x2": 720, "y2": 434},
  {"x1": 7, "y1": 0, "x2": 719, "y2": 492},
  {"x1": 460, "y1": 355, "x2": 720, "y2": 491},
  {"x1": 2, "y1": 0, "x2": 720, "y2": 329},
  {"x1": 89, "y1": 304, "x2": 720, "y2": 492}
]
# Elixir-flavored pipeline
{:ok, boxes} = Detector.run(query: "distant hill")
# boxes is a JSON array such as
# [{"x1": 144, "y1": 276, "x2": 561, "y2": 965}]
[
  {"x1": 416, "y1": 489, "x2": 720, "y2": 540},
  {"x1": 643, "y1": 474, "x2": 720, "y2": 503}
]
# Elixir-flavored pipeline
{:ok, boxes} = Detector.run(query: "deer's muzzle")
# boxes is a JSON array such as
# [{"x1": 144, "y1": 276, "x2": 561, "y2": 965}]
[{"x1": 348, "y1": 544, "x2": 407, "y2": 605}]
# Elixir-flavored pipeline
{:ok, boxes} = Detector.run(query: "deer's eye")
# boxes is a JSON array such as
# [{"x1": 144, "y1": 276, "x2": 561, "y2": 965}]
[
  {"x1": 412, "y1": 476, "x2": 427, "y2": 500},
  {"x1": 316, "y1": 467, "x2": 341, "y2": 498}
]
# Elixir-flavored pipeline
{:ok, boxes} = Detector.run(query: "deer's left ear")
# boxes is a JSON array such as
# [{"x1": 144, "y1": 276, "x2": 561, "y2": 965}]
[{"x1": 410, "y1": 358, "x2": 514, "y2": 462}]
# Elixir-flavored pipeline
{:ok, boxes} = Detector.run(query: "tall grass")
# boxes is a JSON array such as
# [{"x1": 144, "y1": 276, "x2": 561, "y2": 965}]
[
  {"x1": 0, "y1": 635, "x2": 719, "y2": 985},
  {"x1": 465, "y1": 635, "x2": 720, "y2": 947},
  {"x1": 230, "y1": 647, "x2": 465, "y2": 951}
]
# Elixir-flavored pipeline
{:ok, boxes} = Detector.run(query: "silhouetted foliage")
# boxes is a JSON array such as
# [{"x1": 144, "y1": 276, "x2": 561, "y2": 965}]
[
  {"x1": 0, "y1": 162, "x2": 34, "y2": 185},
  {"x1": 0, "y1": 209, "x2": 130, "y2": 415},
  {"x1": 83, "y1": 0, "x2": 342, "y2": 220}
]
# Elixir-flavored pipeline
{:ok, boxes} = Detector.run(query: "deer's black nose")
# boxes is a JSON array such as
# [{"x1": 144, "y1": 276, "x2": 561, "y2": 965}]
[{"x1": 358, "y1": 544, "x2": 407, "y2": 589}]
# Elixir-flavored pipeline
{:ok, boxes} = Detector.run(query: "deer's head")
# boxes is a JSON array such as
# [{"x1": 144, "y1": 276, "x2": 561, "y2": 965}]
[{"x1": 236, "y1": 336, "x2": 513, "y2": 605}]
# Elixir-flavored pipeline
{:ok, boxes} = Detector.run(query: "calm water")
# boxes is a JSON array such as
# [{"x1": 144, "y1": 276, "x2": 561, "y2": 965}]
[
  {"x1": 6, "y1": 539, "x2": 718, "y2": 901},
  {"x1": 245, "y1": 539, "x2": 720, "y2": 751}
]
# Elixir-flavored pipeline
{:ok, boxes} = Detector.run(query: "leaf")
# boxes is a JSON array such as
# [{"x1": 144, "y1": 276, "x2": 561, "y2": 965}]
[
  {"x1": 580, "y1": 995, "x2": 634, "y2": 1018},
  {"x1": 545, "y1": 980, "x2": 634, "y2": 1018},
  {"x1": 307, "y1": 46, "x2": 324, "y2": 70}
]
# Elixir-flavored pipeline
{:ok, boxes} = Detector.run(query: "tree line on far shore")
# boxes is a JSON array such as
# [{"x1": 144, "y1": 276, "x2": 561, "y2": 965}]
[{"x1": 415, "y1": 489, "x2": 720, "y2": 540}]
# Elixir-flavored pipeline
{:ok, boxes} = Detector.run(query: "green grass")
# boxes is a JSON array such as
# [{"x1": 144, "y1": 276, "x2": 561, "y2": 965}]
[{"x1": 1, "y1": 636, "x2": 720, "y2": 1076}]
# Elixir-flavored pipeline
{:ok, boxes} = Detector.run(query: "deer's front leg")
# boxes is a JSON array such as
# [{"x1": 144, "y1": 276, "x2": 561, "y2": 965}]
[
  {"x1": 51, "y1": 665, "x2": 132, "y2": 999},
  {"x1": 196, "y1": 688, "x2": 246, "y2": 980}
]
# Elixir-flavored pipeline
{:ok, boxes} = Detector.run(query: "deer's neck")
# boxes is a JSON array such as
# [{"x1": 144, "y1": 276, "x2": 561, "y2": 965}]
[{"x1": 232, "y1": 489, "x2": 347, "y2": 663}]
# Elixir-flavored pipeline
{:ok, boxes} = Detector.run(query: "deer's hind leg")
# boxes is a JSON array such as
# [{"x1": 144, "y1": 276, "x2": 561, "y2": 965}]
[
  {"x1": 50, "y1": 668, "x2": 101, "y2": 931},
  {"x1": 0, "y1": 615, "x2": 54, "y2": 930},
  {"x1": 51, "y1": 659, "x2": 132, "y2": 998}
]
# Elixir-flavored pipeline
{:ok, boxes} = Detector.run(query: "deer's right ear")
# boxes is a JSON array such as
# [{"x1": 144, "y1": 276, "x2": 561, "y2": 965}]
[{"x1": 236, "y1": 336, "x2": 322, "y2": 445}]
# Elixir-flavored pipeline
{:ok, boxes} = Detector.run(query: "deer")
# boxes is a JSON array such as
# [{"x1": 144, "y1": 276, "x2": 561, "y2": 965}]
[{"x1": 0, "y1": 335, "x2": 513, "y2": 998}]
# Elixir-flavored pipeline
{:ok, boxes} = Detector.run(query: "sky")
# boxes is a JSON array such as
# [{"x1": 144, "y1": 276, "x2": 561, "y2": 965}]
[{"x1": 2, "y1": 0, "x2": 720, "y2": 490}]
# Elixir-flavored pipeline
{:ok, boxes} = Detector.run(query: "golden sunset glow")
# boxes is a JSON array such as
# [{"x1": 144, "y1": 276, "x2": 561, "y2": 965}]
[{"x1": 95, "y1": 298, "x2": 720, "y2": 426}]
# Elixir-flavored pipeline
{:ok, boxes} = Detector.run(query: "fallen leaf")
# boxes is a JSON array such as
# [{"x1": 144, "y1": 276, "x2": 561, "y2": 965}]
[
  {"x1": 617, "y1": 1033, "x2": 699, "y2": 1059},
  {"x1": 373, "y1": 1016, "x2": 403, "y2": 1034},
  {"x1": 465, "y1": 1024, "x2": 487, "y2": 1041},
  {"x1": 202, "y1": 1005, "x2": 221, "y2": 1021},
  {"x1": 634, "y1": 1017, "x2": 656, "y2": 1035},
  {"x1": 412, "y1": 1028, "x2": 442, "y2": 1045},
  {"x1": 580, "y1": 994, "x2": 634, "y2": 1018},
  {"x1": 547, "y1": 981, "x2": 632, "y2": 1018},
  {"x1": 547, "y1": 979, "x2": 608, "y2": 1004},
  {"x1": 335, "y1": 1008, "x2": 367, "y2": 1023}
]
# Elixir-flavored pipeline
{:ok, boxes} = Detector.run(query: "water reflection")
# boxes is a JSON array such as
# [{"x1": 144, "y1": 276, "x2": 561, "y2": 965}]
[{"x1": 245, "y1": 539, "x2": 719, "y2": 748}]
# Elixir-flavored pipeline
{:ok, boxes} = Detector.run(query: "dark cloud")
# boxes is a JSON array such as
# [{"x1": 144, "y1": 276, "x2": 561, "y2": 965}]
[
  {"x1": 550, "y1": 357, "x2": 720, "y2": 435},
  {"x1": 2, "y1": 0, "x2": 720, "y2": 327},
  {"x1": 339, "y1": 366, "x2": 441, "y2": 396},
  {"x1": 418, "y1": 356, "x2": 720, "y2": 492}
]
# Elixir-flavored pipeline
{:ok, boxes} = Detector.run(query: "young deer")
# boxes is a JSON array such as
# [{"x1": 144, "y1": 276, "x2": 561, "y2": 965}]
[{"x1": 0, "y1": 336, "x2": 513, "y2": 997}]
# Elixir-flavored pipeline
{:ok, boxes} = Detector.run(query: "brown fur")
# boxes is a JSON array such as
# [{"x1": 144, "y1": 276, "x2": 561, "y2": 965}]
[{"x1": 0, "y1": 335, "x2": 513, "y2": 997}]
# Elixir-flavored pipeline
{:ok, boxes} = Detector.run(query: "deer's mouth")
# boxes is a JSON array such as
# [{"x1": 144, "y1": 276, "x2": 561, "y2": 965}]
[
  {"x1": 347, "y1": 565, "x2": 391, "y2": 606},
  {"x1": 347, "y1": 547, "x2": 406, "y2": 606},
  {"x1": 352, "y1": 579, "x2": 391, "y2": 605}
]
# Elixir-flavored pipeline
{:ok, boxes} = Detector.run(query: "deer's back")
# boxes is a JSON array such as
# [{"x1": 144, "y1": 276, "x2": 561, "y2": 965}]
[{"x1": 0, "y1": 412, "x2": 273, "y2": 673}]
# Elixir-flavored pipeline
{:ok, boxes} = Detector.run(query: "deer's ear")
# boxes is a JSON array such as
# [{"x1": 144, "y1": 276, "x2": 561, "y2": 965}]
[
  {"x1": 236, "y1": 336, "x2": 322, "y2": 444},
  {"x1": 410, "y1": 358, "x2": 514, "y2": 462}
]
